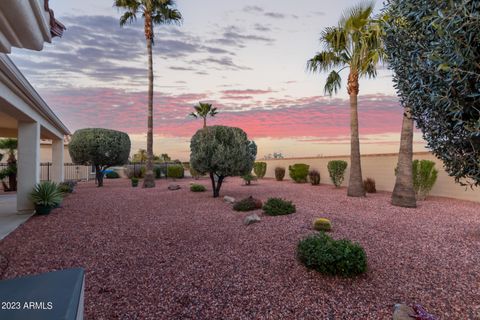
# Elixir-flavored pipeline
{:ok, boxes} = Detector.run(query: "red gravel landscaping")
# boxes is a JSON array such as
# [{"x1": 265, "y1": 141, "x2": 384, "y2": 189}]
[{"x1": 1, "y1": 177, "x2": 479, "y2": 319}]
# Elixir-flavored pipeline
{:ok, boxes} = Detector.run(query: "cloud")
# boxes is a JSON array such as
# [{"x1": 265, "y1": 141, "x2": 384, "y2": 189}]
[
  {"x1": 209, "y1": 26, "x2": 275, "y2": 48},
  {"x1": 221, "y1": 89, "x2": 275, "y2": 95},
  {"x1": 191, "y1": 57, "x2": 251, "y2": 71},
  {"x1": 243, "y1": 6, "x2": 264, "y2": 13},
  {"x1": 264, "y1": 12, "x2": 286, "y2": 19},
  {"x1": 253, "y1": 23, "x2": 271, "y2": 32}
]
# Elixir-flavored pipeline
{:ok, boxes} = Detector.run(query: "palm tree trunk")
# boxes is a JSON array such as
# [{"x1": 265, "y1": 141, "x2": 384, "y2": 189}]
[
  {"x1": 392, "y1": 107, "x2": 416, "y2": 207},
  {"x1": 347, "y1": 72, "x2": 365, "y2": 197},
  {"x1": 143, "y1": 14, "x2": 155, "y2": 188}
]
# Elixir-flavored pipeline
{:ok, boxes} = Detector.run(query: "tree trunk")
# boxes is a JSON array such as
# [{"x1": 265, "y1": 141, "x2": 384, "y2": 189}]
[
  {"x1": 143, "y1": 14, "x2": 155, "y2": 188},
  {"x1": 7, "y1": 153, "x2": 16, "y2": 191},
  {"x1": 203, "y1": 117, "x2": 207, "y2": 128},
  {"x1": 347, "y1": 71, "x2": 365, "y2": 197},
  {"x1": 392, "y1": 107, "x2": 417, "y2": 207},
  {"x1": 209, "y1": 172, "x2": 224, "y2": 197},
  {"x1": 95, "y1": 165, "x2": 104, "y2": 187}
]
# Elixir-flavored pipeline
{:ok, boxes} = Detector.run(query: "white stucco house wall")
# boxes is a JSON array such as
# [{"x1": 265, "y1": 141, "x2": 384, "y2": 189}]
[{"x1": 0, "y1": 0, "x2": 69, "y2": 212}]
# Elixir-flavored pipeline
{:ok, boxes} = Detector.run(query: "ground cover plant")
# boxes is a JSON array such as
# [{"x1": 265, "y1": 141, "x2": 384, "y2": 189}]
[
  {"x1": 263, "y1": 197, "x2": 296, "y2": 216},
  {"x1": 190, "y1": 184, "x2": 206, "y2": 192},
  {"x1": 313, "y1": 218, "x2": 332, "y2": 232}
]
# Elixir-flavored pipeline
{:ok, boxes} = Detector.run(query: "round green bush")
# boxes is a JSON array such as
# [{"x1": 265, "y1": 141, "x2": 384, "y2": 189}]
[
  {"x1": 297, "y1": 233, "x2": 367, "y2": 277},
  {"x1": 263, "y1": 197, "x2": 295, "y2": 216},
  {"x1": 105, "y1": 171, "x2": 120, "y2": 179},
  {"x1": 313, "y1": 218, "x2": 332, "y2": 232},
  {"x1": 167, "y1": 165, "x2": 184, "y2": 179},
  {"x1": 190, "y1": 184, "x2": 206, "y2": 192},
  {"x1": 289, "y1": 164, "x2": 309, "y2": 183}
]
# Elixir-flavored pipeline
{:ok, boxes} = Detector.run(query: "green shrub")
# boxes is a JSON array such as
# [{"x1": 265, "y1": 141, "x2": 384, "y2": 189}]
[
  {"x1": 297, "y1": 233, "x2": 367, "y2": 277},
  {"x1": 189, "y1": 166, "x2": 203, "y2": 180},
  {"x1": 412, "y1": 160, "x2": 438, "y2": 200},
  {"x1": 263, "y1": 197, "x2": 296, "y2": 216},
  {"x1": 309, "y1": 170, "x2": 320, "y2": 185},
  {"x1": 313, "y1": 218, "x2": 332, "y2": 232},
  {"x1": 154, "y1": 167, "x2": 162, "y2": 179},
  {"x1": 327, "y1": 160, "x2": 348, "y2": 187},
  {"x1": 131, "y1": 177, "x2": 139, "y2": 187},
  {"x1": 363, "y1": 177, "x2": 376, "y2": 193},
  {"x1": 105, "y1": 171, "x2": 120, "y2": 179},
  {"x1": 30, "y1": 181, "x2": 63, "y2": 208},
  {"x1": 167, "y1": 165, "x2": 184, "y2": 179},
  {"x1": 190, "y1": 184, "x2": 206, "y2": 192},
  {"x1": 275, "y1": 167, "x2": 285, "y2": 181},
  {"x1": 58, "y1": 180, "x2": 76, "y2": 194},
  {"x1": 289, "y1": 164, "x2": 309, "y2": 183},
  {"x1": 253, "y1": 162, "x2": 267, "y2": 179},
  {"x1": 233, "y1": 196, "x2": 262, "y2": 212},
  {"x1": 242, "y1": 173, "x2": 257, "y2": 185}
]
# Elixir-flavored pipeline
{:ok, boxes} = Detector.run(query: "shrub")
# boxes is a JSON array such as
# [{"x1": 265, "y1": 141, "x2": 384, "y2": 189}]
[
  {"x1": 190, "y1": 125, "x2": 257, "y2": 197},
  {"x1": 289, "y1": 164, "x2": 309, "y2": 183},
  {"x1": 131, "y1": 177, "x2": 139, "y2": 187},
  {"x1": 167, "y1": 165, "x2": 184, "y2": 179},
  {"x1": 309, "y1": 170, "x2": 320, "y2": 185},
  {"x1": 412, "y1": 160, "x2": 438, "y2": 200},
  {"x1": 297, "y1": 233, "x2": 367, "y2": 277},
  {"x1": 154, "y1": 167, "x2": 162, "y2": 179},
  {"x1": 189, "y1": 166, "x2": 203, "y2": 180},
  {"x1": 253, "y1": 162, "x2": 267, "y2": 179},
  {"x1": 327, "y1": 160, "x2": 348, "y2": 187},
  {"x1": 30, "y1": 181, "x2": 63, "y2": 208},
  {"x1": 58, "y1": 180, "x2": 76, "y2": 194},
  {"x1": 105, "y1": 171, "x2": 120, "y2": 179},
  {"x1": 242, "y1": 173, "x2": 257, "y2": 185},
  {"x1": 275, "y1": 167, "x2": 285, "y2": 181},
  {"x1": 233, "y1": 196, "x2": 262, "y2": 212},
  {"x1": 190, "y1": 184, "x2": 206, "y2": 192},
  {"x1": 363, "y1": 178, "x2": 376, "y2": 193},
  {"x1": 313, "y1": 218, "x2": 332, "y2": 232},
  {"x1": 263, "y1": 198, "x2": 296, "y2": 216}
]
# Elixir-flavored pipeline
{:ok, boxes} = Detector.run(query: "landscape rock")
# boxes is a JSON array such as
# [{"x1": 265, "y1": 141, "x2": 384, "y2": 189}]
[
  {"x1": 393, "y1": 304, "x2": 415, "y2": 320},
  {"x1": 244, "y1": 214, "x2": 261, "y2": 225},
  {"x1": 224, "y1": 196, "x2": 235, "y2": 203},
  {"x1": 168, "y1": 184, "x2": 181, "y2": 190}
]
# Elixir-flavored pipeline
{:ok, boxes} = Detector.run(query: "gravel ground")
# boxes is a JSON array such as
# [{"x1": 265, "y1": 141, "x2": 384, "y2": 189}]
[{"x1": 1, "y1": 177, "x2": 479, "y2": 319}]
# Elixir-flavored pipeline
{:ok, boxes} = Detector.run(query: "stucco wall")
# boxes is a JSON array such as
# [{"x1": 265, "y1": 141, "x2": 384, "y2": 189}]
[
  {"x1": 40, "y1": 144, "x2": 72, "y2": 163},
  {"x1": 262, "y1": 152, "x2": 480, "y2": 203}
]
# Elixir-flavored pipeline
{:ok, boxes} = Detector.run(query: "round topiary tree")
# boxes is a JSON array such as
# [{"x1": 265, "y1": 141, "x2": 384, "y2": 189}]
[
  {"x1": 69, "y1": 128, "x2": 131, "y2": 187},
  {"x1": 190, "y1": 125, "x2": 257, "y2": 197}
]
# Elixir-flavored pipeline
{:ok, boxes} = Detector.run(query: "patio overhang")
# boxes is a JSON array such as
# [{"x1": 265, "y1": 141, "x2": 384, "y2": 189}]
[{"x1": 0, "y1": 0, "x2": 65, "y2": 53}]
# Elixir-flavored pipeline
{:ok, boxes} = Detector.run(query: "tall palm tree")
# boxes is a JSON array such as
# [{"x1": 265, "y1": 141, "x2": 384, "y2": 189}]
[
  {"x1": 190, "y1": 102, "x2": 218, "y2": 128},
  {"x1": 115, "y1": 0, "x2": 182, "y2": 188},
  {"x1": 307, "y1": 1, "x2": 385, "y2": 197},
  {"x1": 392, "y1": 107, "x2": 417, "y2": 207}
]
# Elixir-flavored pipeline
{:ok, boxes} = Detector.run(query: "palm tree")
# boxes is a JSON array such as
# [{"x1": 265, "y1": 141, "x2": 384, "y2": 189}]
[
  {"x1": 0, "y1": 138, "x2": 17, "y2": 191},
  {"x1": 115, "y1": 0, "x2": 182, "y2": 188},
  {"x1": 190, "y1": 102, "x2": 218, "y2": 128},
  {"x1": 133, "y1": 148, "x2": 148, "y2": 163},
  {"x1": 392, "y1": 107, "x2": 416, "y2": 207},
  {"x1": 307, "y1": 1, "x2": 385, "y2": 197}
]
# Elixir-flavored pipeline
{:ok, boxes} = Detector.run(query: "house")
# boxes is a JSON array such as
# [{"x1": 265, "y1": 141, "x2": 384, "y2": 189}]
[{"x1": 0, "y1": 0, "x2": 69, "y2": 212}]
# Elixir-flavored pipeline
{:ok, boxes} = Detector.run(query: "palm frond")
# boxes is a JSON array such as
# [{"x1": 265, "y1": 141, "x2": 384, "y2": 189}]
[
  {"x1": 151, "y1": 0, "x2": 183, "y2": 25},
  {"x1": 340, "y1": 0, "x2": 375, "y2": 31},
  {"x1": 324, "y1": 71, "x2": 342, "y2": 96},
  {"x1": 307, "y1": 51, "x2": 345, "y2": 73}
]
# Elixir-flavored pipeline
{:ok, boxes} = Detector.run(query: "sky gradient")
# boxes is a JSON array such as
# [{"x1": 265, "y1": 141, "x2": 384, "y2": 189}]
[{"x1": 11, "y1": 0, "x2": 427, "y2": 160}]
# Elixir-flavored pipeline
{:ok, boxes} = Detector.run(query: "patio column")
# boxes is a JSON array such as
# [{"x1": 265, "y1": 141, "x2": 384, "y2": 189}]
[
  {"x1": 51, "y1": 138, "x2": 64, "y2": 183},
  {"x1": 17, "y1": 121, "x2": 40, "y2": 213}
]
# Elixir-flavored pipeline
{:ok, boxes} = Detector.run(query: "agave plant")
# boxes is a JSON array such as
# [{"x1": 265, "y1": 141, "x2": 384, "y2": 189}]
[{"x1": 30, "y1": 181, "x2": 63, "y2": 208}]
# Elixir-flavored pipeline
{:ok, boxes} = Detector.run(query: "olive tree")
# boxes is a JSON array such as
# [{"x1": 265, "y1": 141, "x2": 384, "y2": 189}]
[
  {"x1": 190, "y1": 125, "x2": 257, "y2": 197},
  {"x1": 69, "y1": 128, "x2": 131, "y2": 187},
  {"x1": 383, "y1": 0, "x2": 480, "y2": 186}
]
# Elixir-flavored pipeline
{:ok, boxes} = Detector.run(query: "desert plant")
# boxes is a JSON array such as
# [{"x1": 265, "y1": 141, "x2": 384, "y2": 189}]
[
  {"x1": 58, "y1": 180, "x2": 76, "y2": 194},
  {"x1": 253, "y1": 162, "x2": 267, "y2": 179},
  {"x1": 189, "y1": 102, "x2": 218, "y2": 128},
  {"x1": 289, "y1": 164, "x2": 309, "y2": 183},
  {"x1": 412, "y1": 160, "x2": 438, "y2": 200},
  {"x1": 69, "y1": 128, "x2": 130, "y2": 187},
  {"x1": 275, "y1": 167, "x2": 286, "y2": 181},
  {"x1": 327, "y1": 160, "x2": 348, "y2": 188},
  {"x1": 363, "y1": 178, "x2": 376, "y2": 193},
  {"x1": 167, "y1": 165, "x2": 184, "y2": 179},
  {"x1": 154, "y1": 167, "x2": 162, "y2": 179},
  {"x1": 309, "y1": 170, "x2": 321, "y2": 185},
  {"x1": 233, "y1": 196, "x2": 262, "y2": 212},
  {"x1": 189, "y1": 166, "x2": 203, "y2": 180},
  {"x1": 105, "y1": 171, "x2": 120, "y2": 179},
  {"x1": 297, "y1": 233, "x2": 367, "y2": 277},
  {"x1": 263, "y1": 198, "x2": 296, "y2": 216},
  {"x1": 190, "y1": 125, "x2": 257, "y2": 197},
  {"x1": 242, "y1": 173, "x2": 257, "y2": 185},
  {"x1": 131, "y1": 177, "x2": 139, "y2": 187},
  {"x1": 190, "y1": 184, "x2": 206, "y2": 192},
  {"x1": 30, "y1": 181, "x2": 64, "y2": 215},
  {"x1": 313, "y1": 218, "x2": 332, "y2": 232}
]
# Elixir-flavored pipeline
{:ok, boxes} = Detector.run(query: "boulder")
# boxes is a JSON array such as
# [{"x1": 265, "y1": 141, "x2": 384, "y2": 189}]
[
  {"x1": 244, "y1": 214, "x2": 261, "y2": 225},
  {"x1": 168, "y1": 184, "x2": 181, "y2": 190},
  {"x1": 393, "y1": 304, "x2": 415, "y2": 320},
  {"x1": 224, "y1": 196, "x2": 235, "y2": 203}
]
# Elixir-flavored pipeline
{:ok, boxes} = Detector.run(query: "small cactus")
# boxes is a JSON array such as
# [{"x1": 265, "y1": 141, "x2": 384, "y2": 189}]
[{"x1": 313, "y1": 218, "x2": 332, "y2": 232}]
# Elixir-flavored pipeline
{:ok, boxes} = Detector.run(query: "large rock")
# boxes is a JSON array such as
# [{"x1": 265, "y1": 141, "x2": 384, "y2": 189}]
[
  {"x1": 168, "y1": 184, "x2": 181, "y2": 190},
  {"x1": 224, "y1": 196, "x2": 235, "y2": 203},
  {"x1": 393, "y1": 304, "x2": 415, "y2": 320},
  {"x1": 244, "y1": 214, "x2": 261, "y2": 225}
]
